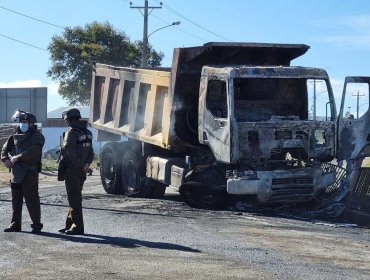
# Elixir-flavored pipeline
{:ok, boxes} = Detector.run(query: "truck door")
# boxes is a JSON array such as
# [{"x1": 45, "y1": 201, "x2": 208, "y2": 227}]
[
  {"x1": 199, "y1": 78, "x2": 235, "y2": 163},
  {"x1": 337, "y1": 76, "x2": 370, "y2": 161}
]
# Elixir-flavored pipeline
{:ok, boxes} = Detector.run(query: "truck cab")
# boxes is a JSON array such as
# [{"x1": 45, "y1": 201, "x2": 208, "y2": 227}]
[{"x1": 197, "y1": 65, "x2": 337, "y2": 203}]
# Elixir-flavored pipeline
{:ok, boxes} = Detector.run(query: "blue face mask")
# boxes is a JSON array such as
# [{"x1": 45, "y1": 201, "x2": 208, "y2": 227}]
[{"x1": 20, "y1": 123, "x2": 29, "y2": 133}]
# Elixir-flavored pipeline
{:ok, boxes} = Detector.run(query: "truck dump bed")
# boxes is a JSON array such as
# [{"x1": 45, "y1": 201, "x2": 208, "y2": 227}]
[
  {"x1": 90, "y1": 43, "x2": 310, "y2": 149},
  {"x1": 90, "y1": 64, "x2": 173, "y2": 148}
]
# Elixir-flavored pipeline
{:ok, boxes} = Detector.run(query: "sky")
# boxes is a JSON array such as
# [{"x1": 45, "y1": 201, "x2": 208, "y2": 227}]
[{"x1": 1, "y1": 0, "x2": 370, "y2": 113}]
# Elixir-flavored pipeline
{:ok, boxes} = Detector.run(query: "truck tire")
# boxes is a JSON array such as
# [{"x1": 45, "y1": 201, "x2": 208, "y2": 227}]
[
  {"x1": 121, "y1": 150, "x2": 142, "y2": 196},
  {"x1": 180, "y1": 167, "x2": 226, "y2": 209},
  {"x1": 120, "y1": 147, "x2": 167, "y2": 198},
  {"x1": 100, "y1": 142, "x2": 123, "y2": 194}
]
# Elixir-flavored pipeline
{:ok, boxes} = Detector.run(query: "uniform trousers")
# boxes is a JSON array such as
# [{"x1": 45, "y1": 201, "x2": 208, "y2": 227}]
[
  {"x1": 10, "y1": 170, "x2": 42, "y2": 230},
  {"x1": 64, "y1": 167, "x2": 86, "y2": 231}
]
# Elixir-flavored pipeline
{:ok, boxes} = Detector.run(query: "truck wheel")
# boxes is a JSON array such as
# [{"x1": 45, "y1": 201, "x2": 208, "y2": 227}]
[
  {"x1": 181, "y1": 167, "x2": 226, "y2": 209},
  {"x1": 100, "y1": 142, "x2": 123, "y2": 194},
  {"x1": 121, "y1": 151, "x2": 142, "y2": 196}
]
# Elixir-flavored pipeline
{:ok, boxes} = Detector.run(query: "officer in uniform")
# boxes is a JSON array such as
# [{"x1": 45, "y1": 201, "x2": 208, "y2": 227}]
[
  {"x1": 58, "y1": 108, "x2": 94, "y2": 235},
  {"x1": 1, "y1": 110, "x2": 45, "y2": 233}
]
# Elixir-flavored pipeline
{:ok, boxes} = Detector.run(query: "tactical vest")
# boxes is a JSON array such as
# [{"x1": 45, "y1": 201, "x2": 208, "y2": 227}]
[
  {"x1": 62, "y1": 126, "x2": 93, "y2": 166},
  {"x1": 74, "y1": 127, "x2": 93, "y2": 164},
  {"x1": 11, "y1": 129, "x2": 44, "y2": 183}
]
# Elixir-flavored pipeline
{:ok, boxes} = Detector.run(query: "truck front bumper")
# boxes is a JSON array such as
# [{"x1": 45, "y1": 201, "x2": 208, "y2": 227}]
[{"x1": 226, "y1": 168, "x2": 336, "y2": 203}]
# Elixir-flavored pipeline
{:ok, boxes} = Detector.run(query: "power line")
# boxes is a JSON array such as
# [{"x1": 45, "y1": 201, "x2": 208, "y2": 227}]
[
  {"x1": 153, "y1": 0, "x2": 232, "y2": 41},
  {"x1": 0, "y1": 4, "x2": 118, "y2": 54},
  {"x1": 130, "y1": 0, "x2": 163, "y2": 67},
  {"x1": 0, "y1": 33, "x2": 47, "y2": 51},
  {"x1": 0, "y1": 4, "x2": 63, "y2": 50},
  {"x1": 0, "y1": 5, "x2": 65, "y2": 29},
  {"x1": 150, "y1": 13, "x2": 207, "y2": 43},
  {"x1": 127, "y1": 1, "x2": 209, "y2": 63}
]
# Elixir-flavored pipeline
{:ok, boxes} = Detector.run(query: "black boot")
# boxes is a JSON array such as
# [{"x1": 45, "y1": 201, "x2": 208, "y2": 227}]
[
  {"x1": 4, "y1": 226, "x2": 21, "y2": 232},
  {"x1": 58, "y1": 228, "x2": 68, "y2": 234},
  {"x1": 65, "y1": 228, "x2": 84, "y2": 235},
  {"x1": 31, "y1": 223, "x2": 43, "y2": 233}
]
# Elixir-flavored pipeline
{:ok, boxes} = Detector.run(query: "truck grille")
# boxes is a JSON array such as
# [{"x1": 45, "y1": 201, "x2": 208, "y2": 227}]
[
  {"x1": 275, "y1": 130, "x2": 292, "y2": 140},
  {"x1": 271, "y1": 177, "x2": 313, "y2": 193},
  {"x1": 272, "y1": 177, "x2": 313, "y2": 185}
]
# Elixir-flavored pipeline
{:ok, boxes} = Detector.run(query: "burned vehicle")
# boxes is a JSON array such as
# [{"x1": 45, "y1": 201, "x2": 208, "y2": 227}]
[
  {"x1": 42, "y1": 145, "x2": 60, "y2": 160},
  {"x1": 90, "y1": 42, "x2": 338, "y2": 208},
  {"x1": 338, "y1": 77, "x2": 370, "y2": 225}
]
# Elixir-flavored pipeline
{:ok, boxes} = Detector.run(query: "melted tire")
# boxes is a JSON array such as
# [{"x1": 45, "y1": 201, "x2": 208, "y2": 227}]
[
  {"x1": 181, "y1": 167, "x2": 226, "y2": 209},
  {"x1": 183, "y1": 183, "x2": 226, "y2": 209}
]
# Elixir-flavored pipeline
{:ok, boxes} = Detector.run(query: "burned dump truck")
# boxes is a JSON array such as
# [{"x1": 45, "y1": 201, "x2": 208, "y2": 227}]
[{"x1": 89, "y1": 42, "x2": 339, "y2": 208}]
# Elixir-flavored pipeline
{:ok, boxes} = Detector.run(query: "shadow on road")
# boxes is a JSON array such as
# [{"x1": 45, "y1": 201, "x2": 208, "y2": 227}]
[
  {"x1": 1, "y1": 185, "x2": 355, "y2": 227},
  {"x1": 26, "y1": 231, "x2": 201, "y2": 253}
]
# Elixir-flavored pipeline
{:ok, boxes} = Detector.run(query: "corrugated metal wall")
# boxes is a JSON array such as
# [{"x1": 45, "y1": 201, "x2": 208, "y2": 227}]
[{"x1": 0, "y1": 87, "x2": 47, "y2": 124}]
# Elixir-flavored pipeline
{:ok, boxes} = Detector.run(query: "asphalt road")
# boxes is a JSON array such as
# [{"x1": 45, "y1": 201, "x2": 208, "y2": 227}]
[{"x1": 0, "y1": 173, "x2": 370, "y2": 280}]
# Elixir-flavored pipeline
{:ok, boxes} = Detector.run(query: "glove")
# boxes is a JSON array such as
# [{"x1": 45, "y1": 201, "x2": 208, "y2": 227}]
[
  {"x1": 83, "y1": 164, "x2": 91, "y2": 173},
  {"x1": 10, "y1": 155, "x2": 19, "y2": 165},
  {"x1": 4, "y1": 159, "x2": 13, "y2": 168}
]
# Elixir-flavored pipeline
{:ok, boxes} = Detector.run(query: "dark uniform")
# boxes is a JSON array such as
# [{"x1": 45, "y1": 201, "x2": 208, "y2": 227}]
[
  {"x1": 1, "y1": 111, "x2": 45, "y2": 233},
  {"x1": 58, "y1": 108, "x2": 94, "y2": 235}
]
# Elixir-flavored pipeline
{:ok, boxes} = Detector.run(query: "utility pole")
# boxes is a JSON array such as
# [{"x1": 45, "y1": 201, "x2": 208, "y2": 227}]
[
  {"x1": 353, "y1": 90, "x2": 365, "y2": 118},
  {"x1": 311, "y1": 79, "x2": 323, "y2": 121},
  {"x1": 313, "y1": 79, "x2": 316, "y2": 120},
  {"x1": 130, "y1": 1, "x2": 162, "y2": 67}
]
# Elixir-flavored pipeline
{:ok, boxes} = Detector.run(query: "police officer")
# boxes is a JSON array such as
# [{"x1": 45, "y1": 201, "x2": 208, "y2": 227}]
[
  {"x1": 1, "y1": 110, "x2": 45, "y2": 233},
  {"x1": 58, "y1": 108, "x2": 94, "y2": 235}
]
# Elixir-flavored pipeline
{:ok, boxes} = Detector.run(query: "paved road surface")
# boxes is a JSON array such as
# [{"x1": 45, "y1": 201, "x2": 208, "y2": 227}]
[{"x1": 0, "y1": 173, "x2": 369, "y2": 280}]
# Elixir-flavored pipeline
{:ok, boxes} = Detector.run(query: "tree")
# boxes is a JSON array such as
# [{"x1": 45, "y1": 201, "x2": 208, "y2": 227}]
[{"x1": 47, "y1": 21, "x2": 164, "y2": 105}]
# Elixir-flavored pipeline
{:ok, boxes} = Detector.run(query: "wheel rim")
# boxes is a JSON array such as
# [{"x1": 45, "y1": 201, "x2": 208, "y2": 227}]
[
  {"x1": 102, "y1": 153, "x2": 114, "y2": 184},
  {"x1": 124, "y1": 159, "x2": 139, "y2": 193}
]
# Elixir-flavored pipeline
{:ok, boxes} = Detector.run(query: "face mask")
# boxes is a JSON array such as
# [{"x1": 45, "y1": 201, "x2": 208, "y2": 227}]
[{"x1": 20, "y1": 123, "x2": 29, "y2": 133}]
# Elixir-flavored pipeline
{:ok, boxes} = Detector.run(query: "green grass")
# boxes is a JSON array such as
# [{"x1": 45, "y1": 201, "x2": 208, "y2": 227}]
[
  {"x1": 42, "y1": 159, "x2": 99, "y2": 172},
  {"x1": 0, "y1": 161, "x2": 10, "y2": 172},
  {"x1": 41, "y1": 159, "x2": 59, "y2": 172}
]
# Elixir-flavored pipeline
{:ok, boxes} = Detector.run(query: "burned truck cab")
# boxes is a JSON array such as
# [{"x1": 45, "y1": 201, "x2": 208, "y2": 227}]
[{"x1": 198, "y1": 65, "x2": 337, "y2": 203}]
